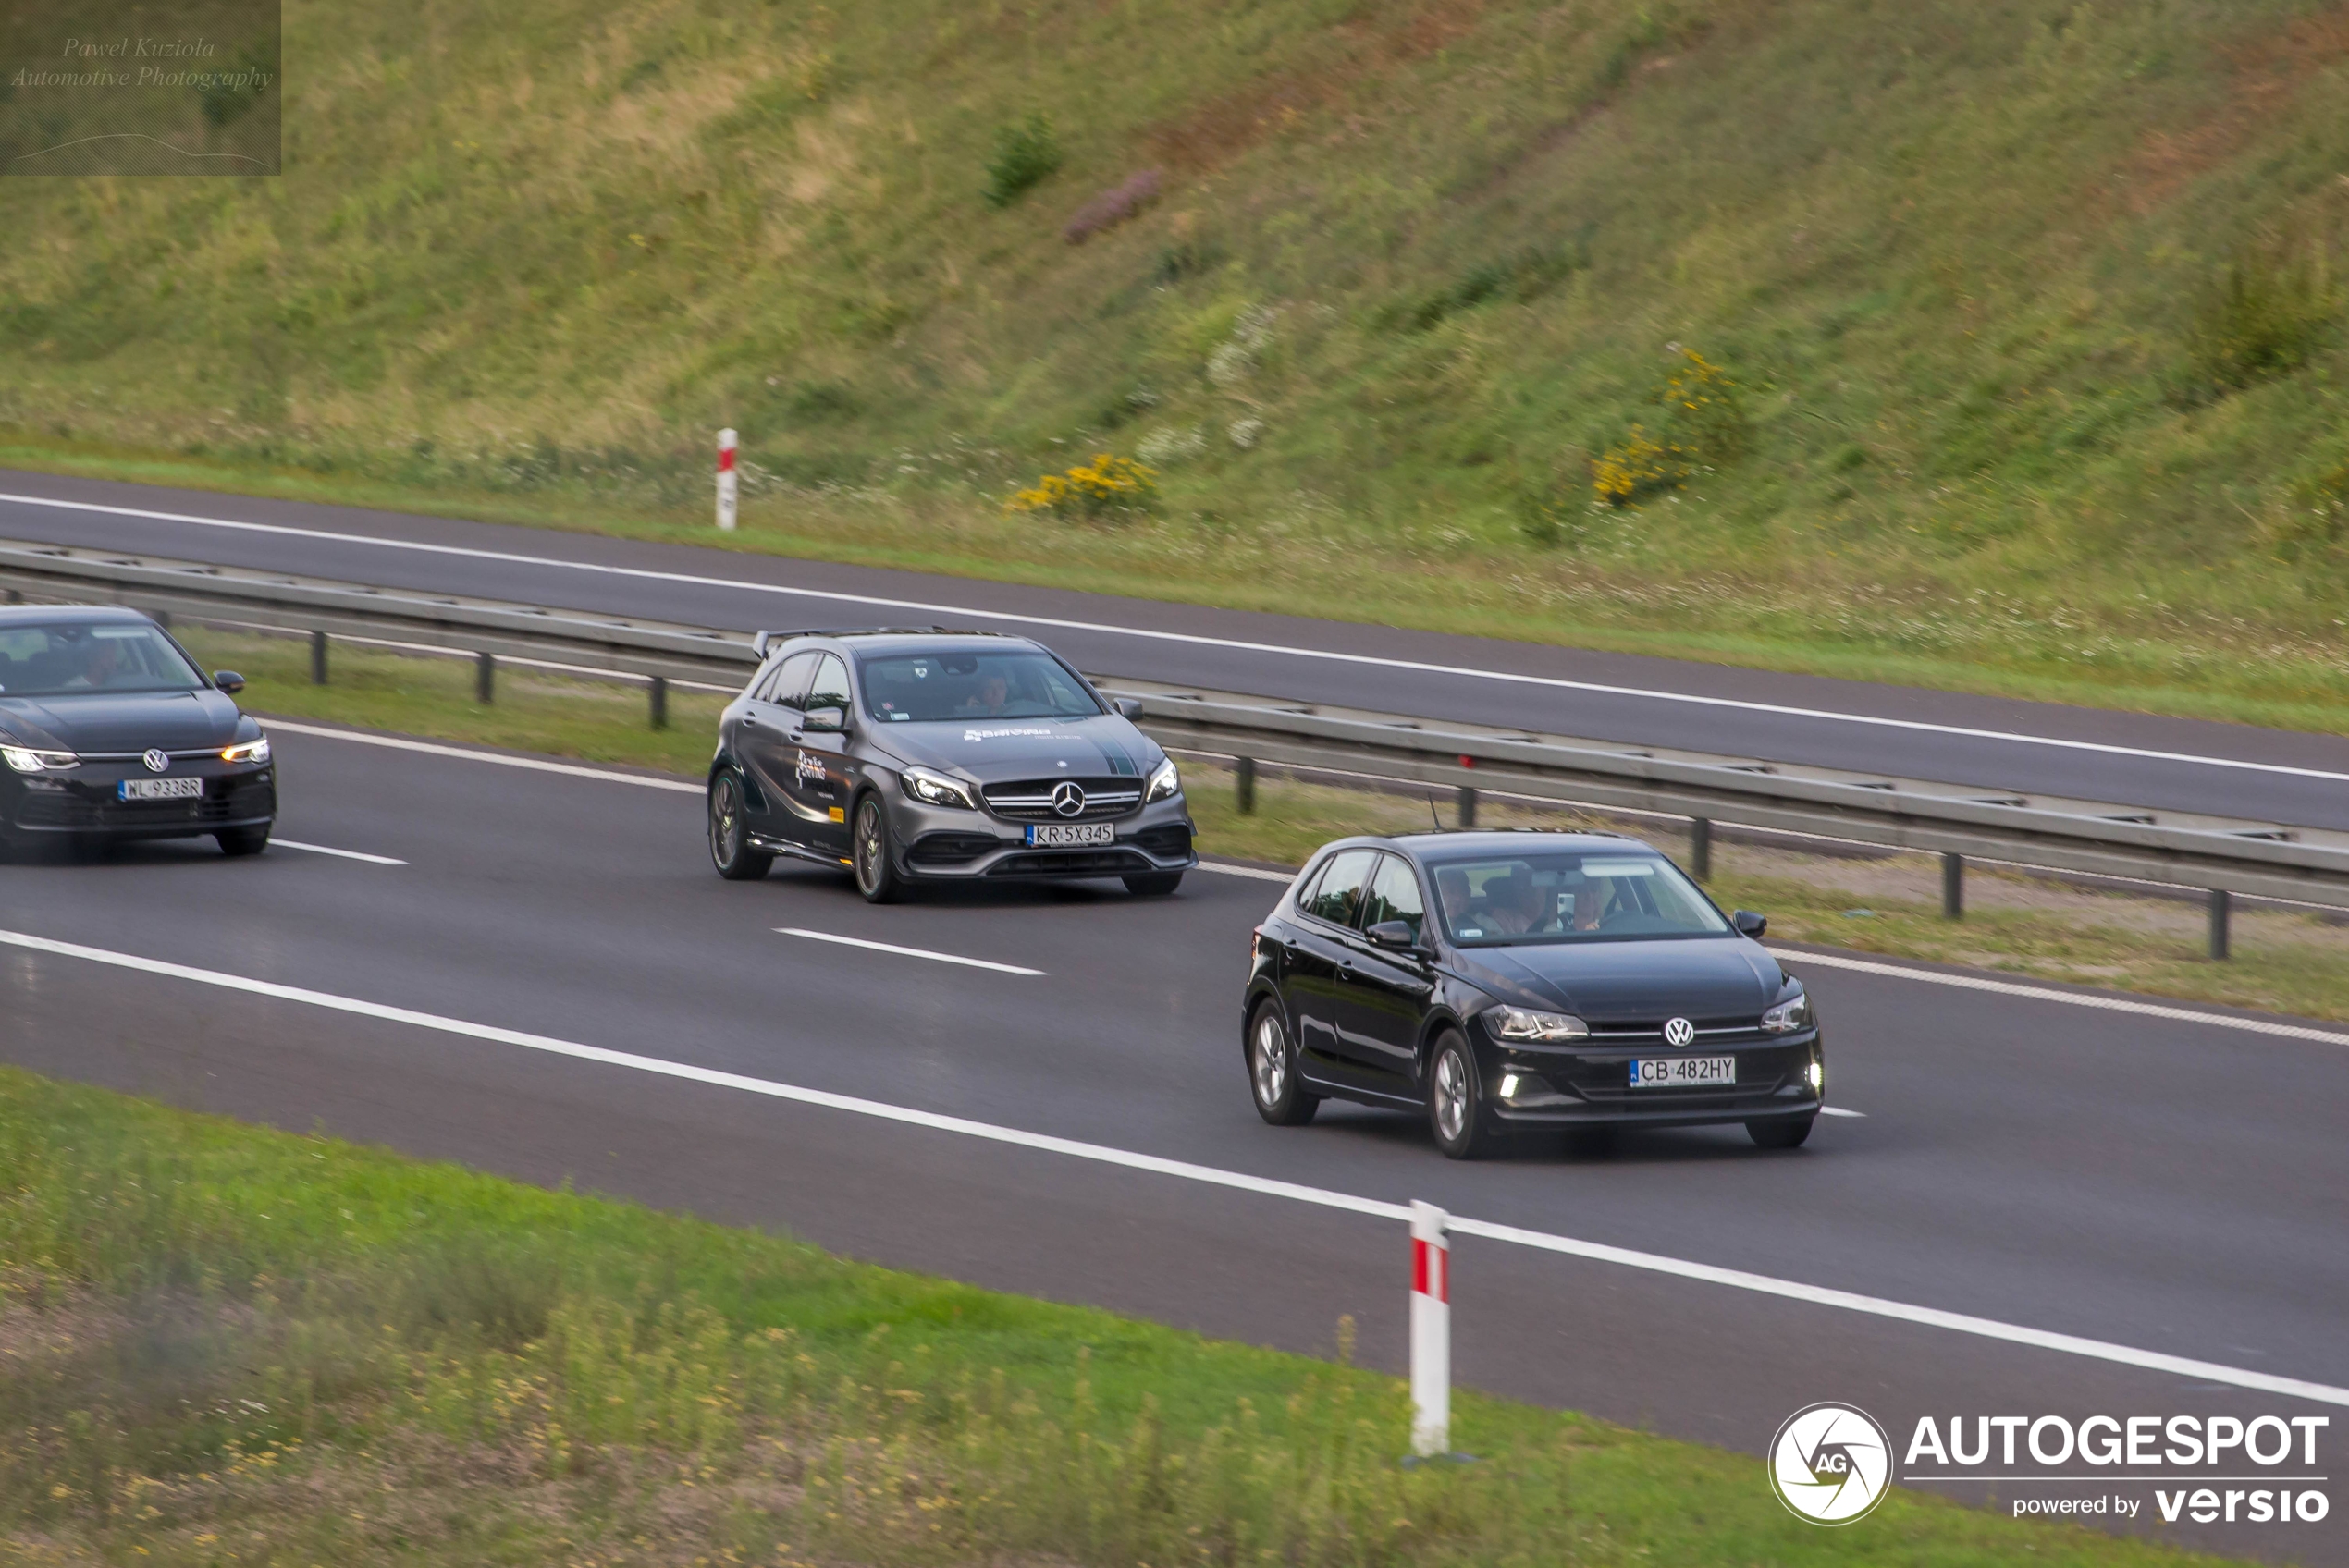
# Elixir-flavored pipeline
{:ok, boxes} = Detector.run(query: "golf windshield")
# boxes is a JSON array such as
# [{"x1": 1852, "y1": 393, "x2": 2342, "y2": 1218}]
[
  {"x1": 857, "y1": 650, "x2": 1103, "y2": 723},
  {"x1": 1428, "y1": 851, "x2": 1730, "y2": 945},
  {"x1": 0, "y1": 622, "x2": 204, "y2": 697}
]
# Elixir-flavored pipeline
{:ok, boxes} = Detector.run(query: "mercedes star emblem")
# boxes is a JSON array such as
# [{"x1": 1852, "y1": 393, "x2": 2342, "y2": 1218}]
[{"x1": 1051, "y1": 780, "x2": 1087, "y2": 817}]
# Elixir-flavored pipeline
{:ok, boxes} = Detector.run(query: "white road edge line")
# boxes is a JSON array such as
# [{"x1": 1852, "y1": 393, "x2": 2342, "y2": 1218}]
[
  {"x1": 269, "y1": 839, "x2": 407, "y2": 866},
  {"x1": 261, "y1": 717, "x2": 702, "y2": 793},
  {"x1": 3, "y1": 925, "x2": 2343, "y2": 1410},
  {"x1": 778, "y1": 927, "x2": 1043, "y2": 975},
  {"x1": 1818, "y1": 1106, "x2": 1866, "y2": 1118},
  {"x1": 256, "y1": 720, "x2": 2349, "y2": 1049},
  {"x1": 1196, "y1": 860, "x2": 1301, "y2": 884},
  {"x1": 1774, "y1": 947, "x2": 2349, "y2": 1048},
  {"x1": 13, "y1": 488, "x2": 2349, "y2": 785}
]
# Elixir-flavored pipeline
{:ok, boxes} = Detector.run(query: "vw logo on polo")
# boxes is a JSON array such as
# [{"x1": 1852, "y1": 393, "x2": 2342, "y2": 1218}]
[
  {"x1": 141, "y1": 749, "x2": 170, "y2": 774},
  {"x1": 1050, "y1": 780, "x2": 1087, "y2": 817},
  {"x1": 1663, "y1": 1016, "x2": 1696, "y2": 1047}
]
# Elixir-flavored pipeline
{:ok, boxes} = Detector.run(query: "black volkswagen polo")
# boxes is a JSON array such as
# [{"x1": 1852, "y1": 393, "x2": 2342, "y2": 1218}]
[
  {"x1": 0, "y1": 606, "x2": 276, "y2": 855},
  {"x1": 1242, "y1": 830, "x2": 1825, "y2": 1157}
]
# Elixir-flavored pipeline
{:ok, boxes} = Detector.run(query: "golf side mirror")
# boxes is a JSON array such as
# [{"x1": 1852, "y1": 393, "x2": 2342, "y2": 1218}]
[
  {"x1": 213, "y1": 670, "x2": 246, "y2": 694},
  {"x1": 1365, "y1": 919, "x2": 1420, "y2": 950},
  {"x1": 1114, "y1": 696, "x2": 1143, "y2": 719},
  {"x1": 803, "y1": 705, "x2": 848, "y2": 734},
  {"x1": 1733, "y1": 910, "x2": 1767, "y2": 937}
]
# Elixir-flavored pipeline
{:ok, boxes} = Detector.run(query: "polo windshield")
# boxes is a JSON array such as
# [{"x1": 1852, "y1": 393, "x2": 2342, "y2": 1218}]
[
  {"x1": 0, "y1": 622, "x2": 204, "y2": 697},
  {"x1": 858, "y1": 650, "x2": 1102, "y2": 723},
  {"x1": 1428, "y1": 851, "x2": 1729, "y2": 945}
]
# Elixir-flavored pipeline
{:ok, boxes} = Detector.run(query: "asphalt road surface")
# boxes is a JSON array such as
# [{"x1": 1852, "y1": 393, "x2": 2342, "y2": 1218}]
[
  {"x1": 5, "y1": 723, "x2": 2343, "y2": 1562},
  {"x1": 11, "y1": 468, "x2": 2349, "y2": 831}
]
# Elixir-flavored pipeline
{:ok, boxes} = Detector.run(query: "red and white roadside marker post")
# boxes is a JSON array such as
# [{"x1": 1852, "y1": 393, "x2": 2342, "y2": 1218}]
[
  {"x1": 1410, "y1": 1199, "x2": 1451, "y2": 1458},
  {"x1": 716, "y1": 428, "x2": 740, "y2": 532}
]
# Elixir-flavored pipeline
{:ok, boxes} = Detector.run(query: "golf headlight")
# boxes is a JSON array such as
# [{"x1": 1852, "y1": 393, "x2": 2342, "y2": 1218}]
[
  {"x1": 1145, "y1": 755, "x2": 1181, "y2": 802},
  {"x1": 901, "y1": 766, "x2": 976, "y2": 810},
  {"x1": 1762, "y1": 992, "x2": 1814, "y2": 1034},
  {"x1": 1, "y1": 746, "x2": 78, "y2": 773},
  {"x1": 1482, "y1": 1005, "x2": 1589, "y2": 1042},
  {"x1": 220, "y1": 736, "x2": 271, "y2": 765}
]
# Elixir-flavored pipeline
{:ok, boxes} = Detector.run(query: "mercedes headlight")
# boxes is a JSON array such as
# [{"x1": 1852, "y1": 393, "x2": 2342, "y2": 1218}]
[
  {"x1": 1, "y1": 746, "x2": 78, "y2": 773},
  {"x1": 220, "y1": 736, "x2": 271, "y2": 766},
  {"x1": 1761, "y1": 991, "x2": 1814, "y2": 1034},
  {"x1": 1482, "y1": 1005, "x2": 1589, "y2": 1043},
  {"x1": 1145, "y1": 755, "x2": 1181, "y2": 802},
  {"x1": 901, "y1": 766, "x2": 976, "y2": 810}
]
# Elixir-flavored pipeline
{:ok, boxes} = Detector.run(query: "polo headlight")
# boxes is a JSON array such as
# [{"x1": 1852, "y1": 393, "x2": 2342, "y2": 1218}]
[
  {"x1": 1762, "y1": 991, "x2": 1814, "y2": 1034},
  {"x1": 1, "y1": 746, "x2": 78, "y2": 773},
  {"x1": 1145, "y1": 755, "x2": 1181, "y2": 802},
  {"x1": 1482, "y1": 1005, "x2": 1589, "y2": 1043},
  {"x1": 220, "y1": 736, "x2": 271, "y2": 766},
  {"x1": 902, "y1": 766, "x2": 976, "y2": 810},
  {"x1": 1807, "y1": 1057, "x2": 1825, "y2": 1091}
]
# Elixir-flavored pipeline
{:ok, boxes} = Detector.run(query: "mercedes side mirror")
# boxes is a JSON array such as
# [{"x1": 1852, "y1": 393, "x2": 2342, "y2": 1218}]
[
  {"x1": 1733, "y1": 910, "x2": 1767, "y2": 937},
  {"x1": 1365, "y1": 920, "x2": 1419, "y2": 950},
  {"x1": 802, "y1": 705, "x2": 848, "y2": 734},
  {"x1": 213, "y1": 670, "x2": 246, "y2": 694},
  {"x1": 1114, "y1": 696, "x2": 1143, "y2": 719}
]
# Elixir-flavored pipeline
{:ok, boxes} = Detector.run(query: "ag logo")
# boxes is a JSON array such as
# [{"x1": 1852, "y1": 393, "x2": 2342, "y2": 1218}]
[
  {"x1": 1767, "y1": 1403, "x2": 1892, "y2": 1525},
  {"x1": 1663, "y1": 1016, "x2": 1695, "y2": 1047}
]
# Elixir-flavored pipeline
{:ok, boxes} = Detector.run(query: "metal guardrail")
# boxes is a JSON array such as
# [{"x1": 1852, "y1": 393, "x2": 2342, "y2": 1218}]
[{"x1": 7, "y1": 539, "x2": 2344, "y2": 942}]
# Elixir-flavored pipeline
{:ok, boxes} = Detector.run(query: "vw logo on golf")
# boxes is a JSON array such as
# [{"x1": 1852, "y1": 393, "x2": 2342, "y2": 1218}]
[{"x1": 1769, "y1": 1403, "x2": 1894, "y2": 1525}]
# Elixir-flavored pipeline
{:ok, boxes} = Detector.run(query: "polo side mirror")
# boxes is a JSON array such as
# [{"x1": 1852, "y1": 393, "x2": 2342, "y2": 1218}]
[
  {"x1": 1365, "y1": 919, "x2": 1420, "y2": 950},
  {"x1": 213, "y1": 670, "x2": 246, "y2": 694},
  {"x1": 1732, "y1": 910, "x2": 1767, "y2": 937}
]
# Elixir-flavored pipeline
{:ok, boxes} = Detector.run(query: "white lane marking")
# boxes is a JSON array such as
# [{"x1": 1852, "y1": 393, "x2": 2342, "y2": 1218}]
[
  {"x1": 1196, "y1": 859, "x2": 1302, "y2": 883},
  {"x1": 4, "y1": 925, "x2": 2343, "y2": 1410},
  {"x1": 778, "y1": 927, "x2": 1043, "y2": 975},
  {"x1": 1773, "y1": 947, "x2": 2349, "y2": 1047},
  {"x1": 261, "y1": 718, "x2": 702, "y2": 793},
  {"x1": 1818, "y1": 1106, "x2": 1866, "y2": 1118},
  {"x1": 11, "y1": 489, "x2": 2347, "y2": 785},
  {"x1": 269, "y1": 839, "x2": 407, "y2": 865}
]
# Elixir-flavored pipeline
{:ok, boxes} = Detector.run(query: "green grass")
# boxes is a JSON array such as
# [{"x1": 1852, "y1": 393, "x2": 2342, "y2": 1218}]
[
  {"x1": 10, "y1": 2, "x2": 2349, "y2": 729},
  {"x1": 175, "y1": 622, "x2": 2349, "y2": 1023},
  {"x1": 0, "y1": 1067, "x2": 2229, "y2": 1566}
]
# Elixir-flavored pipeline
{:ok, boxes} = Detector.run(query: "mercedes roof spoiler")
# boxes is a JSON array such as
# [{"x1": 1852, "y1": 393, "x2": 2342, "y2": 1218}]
[{"x1": 751, "y1": 626, "x2": 1025, "y2": 657}]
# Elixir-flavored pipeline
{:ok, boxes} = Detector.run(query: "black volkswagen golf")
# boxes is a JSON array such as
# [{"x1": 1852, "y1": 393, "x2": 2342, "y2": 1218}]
[
  {"x1": 707, "y1": 630, "x2": 1196, "y2": 900},
  {"x1": 1242, "y1": 830, "x2": 1825, "y2": 1157},
  {"x1": 0, "y1": 606, "x2": 276, "y2": 856}
]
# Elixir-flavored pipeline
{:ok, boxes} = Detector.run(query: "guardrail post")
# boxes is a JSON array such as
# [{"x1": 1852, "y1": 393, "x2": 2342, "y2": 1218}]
[
  {"x1": 475, "y1": 651, "x2": 496, "y2": 704},
  {"x1": 1689, "y1": 817, "x2": 1712, "y2": 880},
  {"x1": 1408, "y1": 1200, "x2": 1450, "y2": 1459},
  {"x1": 1235, "y1": 754, "x2": 1256, "y2": 815},
  {"x1": 4, "y1": 589, "x2": 19, "y2": 604},
  {"x1": 648, "y1": 675, "x2": 670, "y2": 730},
  {"x1": 1456, "y1": 784, "x2": 1478, "y2": 828},
  {"x1": 152, "y1": 608, "x2": 171, "y2": 630},
  {"x1": 2208, "y1": 889, "x2": 2231, "y2": 961},
  {"x1": 1942, "y1": 852, "x2": 1964, "y2": 920},
  {"x1": 309, "y1": 630, "x2": 328, "y2": 685}
]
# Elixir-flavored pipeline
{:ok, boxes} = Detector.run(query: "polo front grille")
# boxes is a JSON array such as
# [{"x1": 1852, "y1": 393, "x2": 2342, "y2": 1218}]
[{"x1": 982, "y1": 778, "x2": 1142, "y2": 821}]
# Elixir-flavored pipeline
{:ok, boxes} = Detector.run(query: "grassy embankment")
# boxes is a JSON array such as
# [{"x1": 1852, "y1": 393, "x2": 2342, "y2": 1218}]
[
  {"x1": 176, "y1": 623, "x2": 2349, "y2": 1024},
  {"x1": 11, "y1": 1, "x2": 2349, "y2": 730},
  {"x1": 0, "y1": 1068, "x2": 2226, "y2": 1567}
]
